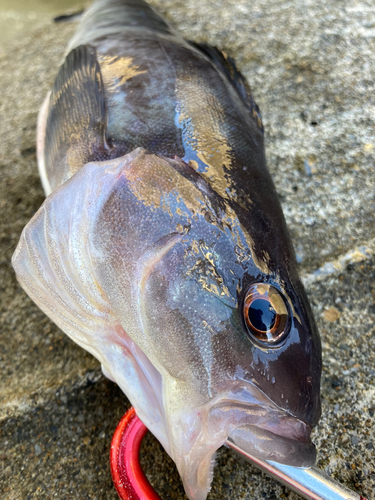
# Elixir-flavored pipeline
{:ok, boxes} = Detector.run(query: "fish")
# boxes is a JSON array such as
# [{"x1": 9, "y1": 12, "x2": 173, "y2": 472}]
[{"x1": 11, "y1": 1, "x2": 322, "y2": 499}]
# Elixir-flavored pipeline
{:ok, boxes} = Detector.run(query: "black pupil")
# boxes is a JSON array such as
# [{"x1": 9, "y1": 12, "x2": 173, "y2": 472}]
[{"x1": 248, "y1": 299, "x2": 277, "y2": 332}]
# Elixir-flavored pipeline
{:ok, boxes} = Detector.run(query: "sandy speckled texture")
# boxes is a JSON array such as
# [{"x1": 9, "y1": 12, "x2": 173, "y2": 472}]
[{"x1": 0, "y1": 0, "x2": 374, "y2": 499}]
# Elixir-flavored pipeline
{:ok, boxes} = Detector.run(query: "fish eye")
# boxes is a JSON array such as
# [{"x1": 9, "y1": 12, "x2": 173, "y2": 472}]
[{"x1": 243, "y1": 283, "x2": 289, "y2": 346}]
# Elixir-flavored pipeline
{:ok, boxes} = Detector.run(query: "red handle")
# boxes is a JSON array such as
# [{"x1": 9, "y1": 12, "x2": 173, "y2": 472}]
[{"x1": 110, "y1": 407, "x2": 162, "y2": 500}]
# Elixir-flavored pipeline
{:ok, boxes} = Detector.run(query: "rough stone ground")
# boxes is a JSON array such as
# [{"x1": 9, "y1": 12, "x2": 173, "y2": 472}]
[{"x1": 0, "y1": 0, "x2": 374, "y2": 499}]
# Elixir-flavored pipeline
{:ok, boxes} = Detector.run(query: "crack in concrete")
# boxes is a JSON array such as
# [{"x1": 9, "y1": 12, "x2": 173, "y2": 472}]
[{"x1": 302, "y1": 238, "x2": 375, "y2": 286}]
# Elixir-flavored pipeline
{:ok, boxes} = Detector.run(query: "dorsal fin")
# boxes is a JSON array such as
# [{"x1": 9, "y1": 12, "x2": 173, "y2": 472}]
[
  {"x1": 190, "y1": 43, "x2": 263, "y2": 133},
  {"x1": 44, "y1": 44, "x2": 110, "y2": 191}
]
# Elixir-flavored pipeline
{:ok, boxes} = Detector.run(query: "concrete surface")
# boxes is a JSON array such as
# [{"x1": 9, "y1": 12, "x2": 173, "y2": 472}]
[{"x1": 0, "y1": 0, "x2": 374, "y2": 499}]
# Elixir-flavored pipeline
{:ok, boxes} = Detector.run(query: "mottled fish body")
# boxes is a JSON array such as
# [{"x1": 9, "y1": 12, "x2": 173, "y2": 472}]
[{"x1": 13, "y1": 1, "x2": 322, "y2": 499}]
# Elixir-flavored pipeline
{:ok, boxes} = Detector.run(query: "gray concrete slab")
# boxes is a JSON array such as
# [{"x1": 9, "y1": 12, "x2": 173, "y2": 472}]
[{"x1": 0, "y1": 0, "x2": 374, "y2": 499}]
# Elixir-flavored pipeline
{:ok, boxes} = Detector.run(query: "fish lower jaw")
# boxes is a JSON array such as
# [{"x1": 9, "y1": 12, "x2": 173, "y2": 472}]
[
  {"x1": 227, "y1": 423, "x2": 316, "y2": 468},
  {"x1": 170, "y1": 387, "x2": 316, "y2": 500}
]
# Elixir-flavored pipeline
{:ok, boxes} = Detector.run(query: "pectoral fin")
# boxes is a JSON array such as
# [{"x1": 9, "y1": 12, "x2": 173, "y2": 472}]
[{"x1": 41, "y1": 44, "x2": 110, "y2": 192}]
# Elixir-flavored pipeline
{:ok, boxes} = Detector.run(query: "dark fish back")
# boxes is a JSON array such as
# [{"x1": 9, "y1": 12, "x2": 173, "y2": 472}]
[{"x1": 43, "y1": 0, "x2": 292, "y2": 278}]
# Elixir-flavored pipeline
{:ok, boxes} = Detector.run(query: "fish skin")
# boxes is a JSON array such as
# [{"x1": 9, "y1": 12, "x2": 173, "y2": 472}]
[{"x1": 12, "y1": 0, "x2": 322, "y2": 499}]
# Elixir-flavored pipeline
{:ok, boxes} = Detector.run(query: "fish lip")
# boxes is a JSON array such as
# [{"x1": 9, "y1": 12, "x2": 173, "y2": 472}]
[
  {"x1": 211, "y1": 399, "x2": 313, "y2": 444},
  {"x1": 207, "y1": 381, "x2": 316, "y2": 466},
  {"x1": 226, "y1": 424, "x2": 317, "y2": 468}
]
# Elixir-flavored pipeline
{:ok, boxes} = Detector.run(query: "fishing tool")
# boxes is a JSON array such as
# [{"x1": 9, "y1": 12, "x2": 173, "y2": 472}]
[{"x1": 110, "y1": 407, "x2": 368, "y2": 500}]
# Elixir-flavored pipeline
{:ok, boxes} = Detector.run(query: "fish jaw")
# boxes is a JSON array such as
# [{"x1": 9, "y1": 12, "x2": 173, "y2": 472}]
[{"x1": 166, "y1": 382, "x2": 316, "y2": 500}]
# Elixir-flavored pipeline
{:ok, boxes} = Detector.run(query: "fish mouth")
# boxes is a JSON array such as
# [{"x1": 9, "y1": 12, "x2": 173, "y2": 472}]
[
  {"x1": 227, "y1": 418, "x2": 316, "y2": 467},
  {"x1": 207, "y1": 384, "x2": 316, "y2": 468}
]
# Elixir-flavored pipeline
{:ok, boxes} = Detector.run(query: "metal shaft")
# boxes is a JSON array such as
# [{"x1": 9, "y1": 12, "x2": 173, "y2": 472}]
[{"x1": 226, "y1": 439, "x2": 367, "y2": 500}]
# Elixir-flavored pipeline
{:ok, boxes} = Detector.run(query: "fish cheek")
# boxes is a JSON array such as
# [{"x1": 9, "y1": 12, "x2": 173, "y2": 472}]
[
  {"x1": 141, "y1": 239, "x2": 246, "y2": 405},
  {"x1": 140, "y1": 264, "x2": 210, "y2": 396}
]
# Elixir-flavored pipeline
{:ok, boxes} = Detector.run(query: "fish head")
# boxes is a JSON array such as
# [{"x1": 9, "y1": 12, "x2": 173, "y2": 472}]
[
  {"x1": 12, "y1": 148, "x2": 321, "y2": 500},
  {"x1": 134, "y1": 159, "x2": 322, "y2": 460},
  {"x1": 92, "y1": 150, "x2": 322, "y2": 494}
]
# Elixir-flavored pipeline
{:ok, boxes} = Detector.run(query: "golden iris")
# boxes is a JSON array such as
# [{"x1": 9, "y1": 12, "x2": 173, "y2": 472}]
[{"x1": 243, "y1": 283, "x2": 289, "y2": 345}]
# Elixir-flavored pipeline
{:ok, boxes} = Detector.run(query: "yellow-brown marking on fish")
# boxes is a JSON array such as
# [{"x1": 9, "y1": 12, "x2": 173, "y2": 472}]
[{"x1": 99, "y1": 54, "x2": 147, "y2": 91}]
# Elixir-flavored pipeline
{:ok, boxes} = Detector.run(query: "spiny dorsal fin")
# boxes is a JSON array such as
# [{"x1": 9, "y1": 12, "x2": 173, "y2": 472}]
[
  {"x1": 190, "y1": 43, "x2": 263, "y2": 133},
  {"x1": 44, "y1": 45, "x2": 110, "y2": 190}
]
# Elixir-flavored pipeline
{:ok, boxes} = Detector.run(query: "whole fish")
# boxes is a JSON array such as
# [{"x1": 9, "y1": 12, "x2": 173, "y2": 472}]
[{"x1": 12, "y1": 1, "x2": 322, "y2": 499}]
